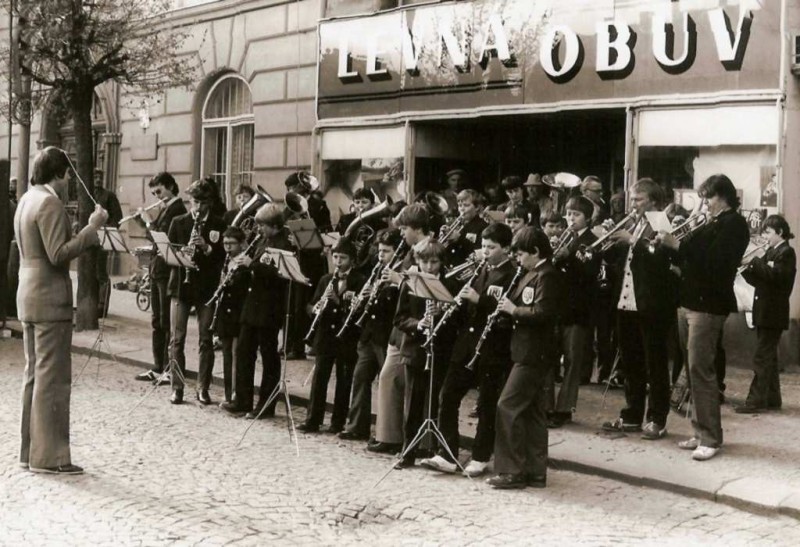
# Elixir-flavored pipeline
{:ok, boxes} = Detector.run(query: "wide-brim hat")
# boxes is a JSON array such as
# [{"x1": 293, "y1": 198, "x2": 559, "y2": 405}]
[
  {"x1": 524, "y1": 173, "x2": 543, "y2": 187},
  {"x1": 446, "y1": 169, "x2": 467, "y2": 178}
]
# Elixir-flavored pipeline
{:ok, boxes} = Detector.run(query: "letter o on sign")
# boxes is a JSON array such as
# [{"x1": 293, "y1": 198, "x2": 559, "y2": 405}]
[{"x1": 540, "y1": 25, "x2": 581, "y2": 78}]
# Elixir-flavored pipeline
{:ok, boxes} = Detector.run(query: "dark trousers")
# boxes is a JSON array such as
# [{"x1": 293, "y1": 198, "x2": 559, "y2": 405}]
[
  {"x1": 220, "y1": 336, "x2": 236, "y2": 402},
  {"x1": 150, "y1": 277, "x2": 170, "y2": 372},
  {"x1": 235, "y1": 323, "x2": 281, "y2": 412},
  {"x1": 746, "y1": 327, "x2": 783, "y2": 408},
  {"x1": 170, "y1": 299, "x2": 214, "y2": 391},
  {"x1": 494, "y1": 363, "x2": 548, "y2": 477},
  {"x1": 403, "y1": 360, "x2": 447, "y2": 457},
  {"x1": 438, "y1": 357, "x2": 510, "y2": 464},
  {"x1": 344, "y1": 340, "x2": 386, "y2": 436},
  {"x1": 593, "y1": 299, "x2": 615, "y2": 382},
  {"x1": 96, "y1": 249, "x2": 111, "y2": 318},
  {"x1": 547, "y1": 323, "x2": 591, "y2": 414},
  {"x1": 306, "y1": 351, "x2": 356, "y2": 428},
  {"x1": 617, "y1": 310, "x2": 671, "y2": 428}
]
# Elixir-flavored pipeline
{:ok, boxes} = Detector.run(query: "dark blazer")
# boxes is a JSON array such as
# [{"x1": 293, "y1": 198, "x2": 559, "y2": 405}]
[
  {"x1": 167, "y1": 212, "x2": 226, "y2": 305},
  {"x1": 94, "y1": 188, "x2": 123, "y2": 227},
  {"x1": 605, "y1": 218, "x2": 677, "y2": 317},
  {"x1": 675, "y1": 209, "x2": 750, "y2": 315},
  {"x1": 239, "y1": 229, "x2": 295, "y2": 329},
  {"x1": 445, "y1": 215, "x2": 488, "y2": 267},
  {"x1": 308, "y1": 268, "x2": 366, "y2": 356},
  {"x1": 212, "y1": 261, "x2": 250, "y2": 338},
  {"x1": 359, "y1": 282, "x2": 400, "y2": 349},
  {"x1": 509, "y1": 261, "x2": 562, "y2": 370},
  {"x1": 553, "y1": 228, "x2": 599, "y2": 325},
  {"x1": 449, "y1": 259, "x2": 516, "y2": 366},
  {"x1": 742, "y1": 241, "x2": 797, "y2": 330},
  {"x1": 394, "y1": 278, "x2": 458, "y2": 369},
  {"x1": 149, "y1": 198, "x2": 187, "y2": 280}
]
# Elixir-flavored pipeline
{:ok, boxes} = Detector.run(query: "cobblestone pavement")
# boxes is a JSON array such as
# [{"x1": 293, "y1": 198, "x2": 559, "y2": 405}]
[{"x1": 2, "y1": 338, "x2": 800, "y2": 546}]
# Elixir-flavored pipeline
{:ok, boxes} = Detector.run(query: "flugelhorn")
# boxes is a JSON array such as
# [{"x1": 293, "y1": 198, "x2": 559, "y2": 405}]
[
  {"x1": 438, "y1": 214, "x2": 466, "y2": 247},
  {"x1": 552, "y1": 228, "x2": 576, "y2": 255},
  {"x1": 647, "y1": 212, "x2": 709, "y2": 254},
  {"x1": 576, "y1": 211, "x2": 638, "y2": 263}
]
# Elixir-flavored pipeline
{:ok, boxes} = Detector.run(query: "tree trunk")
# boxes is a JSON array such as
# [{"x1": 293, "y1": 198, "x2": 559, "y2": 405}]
[{"x1": 71, "y1": 87, "x2": 99, "y2": 332}]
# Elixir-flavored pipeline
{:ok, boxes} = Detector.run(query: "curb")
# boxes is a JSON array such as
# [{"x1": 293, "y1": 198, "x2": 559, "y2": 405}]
[{"x1": 5, "y1": 322, "x2": 797, "y2": 520}]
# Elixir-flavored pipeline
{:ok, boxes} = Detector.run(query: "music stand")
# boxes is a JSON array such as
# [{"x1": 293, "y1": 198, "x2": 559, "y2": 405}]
[
  {"x1": 287, "y1": 218, "x2": 325, "y2": 251},
  {"x1": 374, "y1": 272, "x2": 475, "y2": 487},
  {"x1": 73, "y1": 227, "x2": 130, "y2": 385},
  {"x1": 237, "y1": 248, "x2": 311, "y2": 454}
]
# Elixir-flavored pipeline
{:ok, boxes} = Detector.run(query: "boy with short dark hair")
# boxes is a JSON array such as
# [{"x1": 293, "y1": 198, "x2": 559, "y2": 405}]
[
  {"x1": 421, "y1": 222, "x2": 516, "y2": 477},
  {"x1": 442, "y1": 189, "x2": 488, "y2": 266},
  {"x1": 298, "y1": 238, "x2": 366, "y2": 433}
]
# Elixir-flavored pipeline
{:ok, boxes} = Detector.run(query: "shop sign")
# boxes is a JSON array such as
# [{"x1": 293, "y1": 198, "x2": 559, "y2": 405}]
[{"x1": 318, "y1": 0, "x2": 780, "y2": 119}]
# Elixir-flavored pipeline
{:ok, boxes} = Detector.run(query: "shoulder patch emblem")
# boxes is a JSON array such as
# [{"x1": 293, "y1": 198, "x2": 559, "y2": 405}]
[
  {"x1": 209, "y1": 230, "x2": 220, "y2": 243},
  {"x1": 522, "y1": 287, "x2": 535, "y2": 305},
  {"x1": 487, "y1": 285, "x2": 503, "y2": 300},
  {"x1": 466, "y1": 233, "x2": 477, "y2": 243}
]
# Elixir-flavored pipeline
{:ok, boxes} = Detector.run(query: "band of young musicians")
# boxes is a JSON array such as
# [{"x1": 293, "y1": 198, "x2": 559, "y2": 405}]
[{"x1": 137, "y1": 169, "x2": 792, "y2": 488}]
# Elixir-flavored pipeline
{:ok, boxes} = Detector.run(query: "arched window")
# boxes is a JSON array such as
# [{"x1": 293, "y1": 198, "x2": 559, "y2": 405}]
[{"x1": 202, "y1": 74, "x2": 255, "y2": 205}]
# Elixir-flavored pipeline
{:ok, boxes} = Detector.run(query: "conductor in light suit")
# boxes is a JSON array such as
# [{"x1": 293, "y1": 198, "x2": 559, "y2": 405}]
[{"x1": 15, "y1": 147, "x2": 108, "y2": 475}]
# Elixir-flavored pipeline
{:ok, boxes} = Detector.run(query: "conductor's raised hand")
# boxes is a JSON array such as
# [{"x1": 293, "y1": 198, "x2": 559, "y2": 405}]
[{"x1": 89, "y1": 204, "x2": 109, "y2": 230}]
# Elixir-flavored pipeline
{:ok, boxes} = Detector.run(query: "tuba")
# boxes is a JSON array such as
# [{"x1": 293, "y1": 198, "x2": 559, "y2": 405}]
[
  {"x1": 344, "y1": 196, "x2": 395, "y2": 267},
  {"x1": 233, "y1": 185, "x2": 274, "y2": 236},
  {"x1": 416, "y1": 191, "x2": 450, "y2": 217}
]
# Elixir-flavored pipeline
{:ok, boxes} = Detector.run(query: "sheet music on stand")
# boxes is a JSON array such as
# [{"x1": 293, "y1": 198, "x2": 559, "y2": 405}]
[
  {"x1": 263, "y1": 247, "x2": 311, "y2": 286},
  {"x1": 99, "y1": 227, "x2": 130, "y2": 253},
  {"x1": 404, "y1": 271, "x2": 455, "y2": 304},
  {"x1": 287, "y1": 218, "x2": 325, "y2": 251},
  {"x1": 150, "y1": 230, "x2": 197, "y2": 270}
]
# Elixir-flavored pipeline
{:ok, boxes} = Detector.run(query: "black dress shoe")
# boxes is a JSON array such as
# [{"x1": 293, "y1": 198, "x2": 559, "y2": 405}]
[
  {"x1": 393, "y1": 456, "x2": 415, "y2": 469},
  {"x1": 526, "y1": 474, "x2": 547, "y2": 488},
  {"x1": 29, "y1": 463, "x2": 84, "y2": 475},
  {"x1": 338, "y1": 430, "x2": 369, "y2": 441},
  {"x1": 486, "y1": 473, "x2": 527, "y2": 489},
  {"x1": 734, "y1": 404, "x2": 765, "y2": 414},
  {"x1": 196, "y1": 390, "x2": 212, "y2": 405},
  {"x1": 170, "y1": 389, "x2": 184, "y2": 405},
  {"x1": 366, "y1": 442, "x2": 401, "y2": 454},
  {"x1": 285, "y1": 350, "x2": 306, "y2": 361},
  {"x1": 324, "y1": 424, "x2": 344, "y2": 434},
  {"x1": 245, "y1": 407, "x2": 275, "y2": 420},
  {"x1": 219, "y1": 401, "x2": 249, "y2": 414},
  {"x1": 296, "y1": 422, "x2": 320, "y2": 433},
  {"x1": 135, "y1": 370, "x2": 158, "y2": 382}
]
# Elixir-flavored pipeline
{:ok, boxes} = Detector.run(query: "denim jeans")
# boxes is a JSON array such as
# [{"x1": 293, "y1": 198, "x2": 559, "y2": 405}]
[
  {"x1": 170, "y1": 299, "x2": 215, "y2": 392},
  {"x1": 677, "y1": 307, "x2": 728, "y2": 448}
]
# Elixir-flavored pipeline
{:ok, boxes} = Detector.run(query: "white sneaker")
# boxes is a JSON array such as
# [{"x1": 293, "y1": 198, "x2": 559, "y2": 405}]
[
  {"x1": 419, "y1": 455, "x2": 457, "y2": 474},
  {"x1": 692, "y1": 446, "x2": 719, "y2": 461},
  {"x1": 463, "y1": 460, "x2": 489, "y2": 478},
  {"x1": 678, "y1": 437, "x2": 699, "y2": 450}
]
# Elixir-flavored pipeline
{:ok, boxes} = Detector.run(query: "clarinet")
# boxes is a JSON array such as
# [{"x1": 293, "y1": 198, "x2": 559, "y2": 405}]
[
  {"x1": 422, "y1": 258, "x2": 487, "y2": 349},
  {"x1": 465, "y1": 266, "x2": 523, "y2": 371},
  {"x1": 304, "y1": 267, "x2": 340, "y2": 344},
  {"x1": 206, "y1": 234, "x2": 263, "y2": 307},
  {"x1": 184, "y1": 211, "x2": 203, "y2": 283},
  {"x1": 354, "y1": 239, "x2": 408, "y2": 327},
  {"x1": 337, "y1": 260, "x2": 382, "y2": 337}
]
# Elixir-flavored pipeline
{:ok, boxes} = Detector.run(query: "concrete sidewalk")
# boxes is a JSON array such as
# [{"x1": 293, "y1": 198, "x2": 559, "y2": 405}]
[{"x1": 7, "y1": 278, "x2": 800, "y2": 520}]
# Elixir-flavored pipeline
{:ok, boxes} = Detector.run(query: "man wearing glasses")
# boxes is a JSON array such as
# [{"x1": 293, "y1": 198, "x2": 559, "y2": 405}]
[{"x1": 134, "y1": 173, "x2": 187, "y2": 383}]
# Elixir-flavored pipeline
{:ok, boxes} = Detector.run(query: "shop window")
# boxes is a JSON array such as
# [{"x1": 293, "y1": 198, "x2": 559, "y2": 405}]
[{"x1": 201, "y1": 74, "x2": 254, "y2": 205}]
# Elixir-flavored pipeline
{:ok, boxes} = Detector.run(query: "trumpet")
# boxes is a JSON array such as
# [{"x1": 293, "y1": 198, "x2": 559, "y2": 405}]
[
  {"x1": 647, "y1": 212, "x2": 709, "y2": 254},
  {"x1": 438, "y1": 214, "x2": 466, "y2": 246},
  {"x1": 465, "y1": 266, "x2": 524, "y2": 371},
  {"x1": 445, "y1": 252, "x2": 482, "y2": 281},
  {"x1": 737, "y1": 240, "x2": 771, "y2": 274},
  {"x1": 119, "y1": 199, "x2": 164, "y2": 226},
  {"x1": 424, "y1": 258, "x2": 487, "y2": 348},
  {"x1": 576, "y1": 211, "x2": 638, "y2": 263},
  {"x1": 354, "y1": 239, "x2": 408, "y2": 327},
  {"x1": 304, "y1": 267, "x2": 340, "y2": 344}
]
